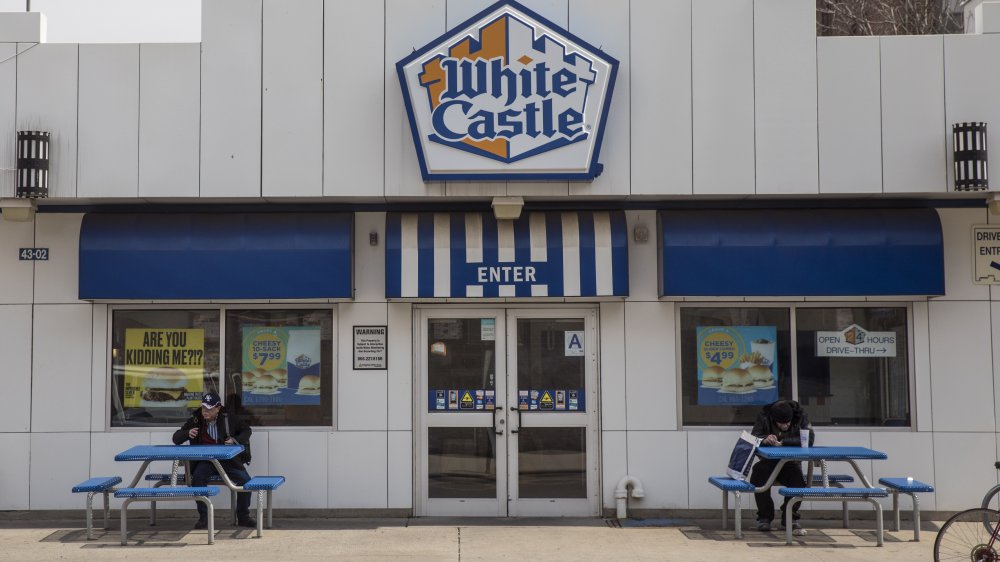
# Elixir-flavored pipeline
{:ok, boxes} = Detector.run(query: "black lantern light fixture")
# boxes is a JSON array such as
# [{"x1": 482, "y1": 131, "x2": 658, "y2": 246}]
[
  {"x1": 16, "y1": 130, "x2": 50, "y2": 199},
  {"x1": 953, "y1": 122, "x2": 988, "y2": 191}
]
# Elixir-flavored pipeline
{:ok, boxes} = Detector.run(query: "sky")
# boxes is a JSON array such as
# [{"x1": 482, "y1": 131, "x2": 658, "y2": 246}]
[{"x1": 0, "y1": 0, "x2": 200, "y2": 43}]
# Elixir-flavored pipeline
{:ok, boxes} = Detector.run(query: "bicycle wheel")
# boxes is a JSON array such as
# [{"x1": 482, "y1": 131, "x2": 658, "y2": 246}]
[
  {"x1": 983, "y1": 485, "x2": 1000, "y2": 511},
  {"x1": 934, "y1": 508, "x2": 1000, "y2": 562}
]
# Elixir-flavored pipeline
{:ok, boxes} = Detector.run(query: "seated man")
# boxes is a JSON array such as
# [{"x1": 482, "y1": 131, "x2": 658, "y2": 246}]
[
  {"x1": 173, "y1": 392, "x2": 256, "y2": 529},
  {"x1": 749, "y1": 400, "x2": 814, "y2": 534}
]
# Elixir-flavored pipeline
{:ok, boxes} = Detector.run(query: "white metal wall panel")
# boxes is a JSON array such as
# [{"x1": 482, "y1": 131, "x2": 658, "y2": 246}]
[
  {"x1": 29, "y1": 433, "x2": 90, "y2": 509},
  {"x1": 338, "y1": 302, "x2": 388, "y2": 430},
  {"x1": 16, "y1": 43, "x2": 78, "y2": 198},
  {"x1": 627, "y1": 431, "x2": 688, "y2": 507},
  {"x1": 31, "y1": 304, "x2": 93, "y2": 433},
  {"x1": 871, "y1": 432, "x2": 936, "y2": 511},
  {"x1": 263, "y1": 0, "x2": 322, "y2": 197},
  {"x1": 355, "y1": 213, "x2": 386, "y2": 301},
  {"x1": 626, "y1": 211, "x2": 659, "y2": 301},
  {"x1": 599, "y1": 302, "x2": 626, "y2": 431},
  {"x1": 568, "y1": 0, "x2": 629, "y2": 197},
  {"x1": 506, "y1": 0, "x2": 570, "y2": 198},
  {"x1": 691, "y1": 0, "x2": 755, "y2": 195},
  {"x1": 944, "y1": 34, "x2": 1000, "y2": 193},
  {"x1": 139, "y1": 43, "x2": 200, "y2": 198},
  {"x1": 624, "y1": 301, "x2": 677, "y2": 430},
  {"x1": 78, "y1": 44, "x2": 139, "y2": 199},
  {"x1": 687, "y1": 430, "x2": 740, "y2": 508},
  {"x1": 0, "y1": 219, "x2": 34, "y2": 304},
  {"x1": 0, "y1": 44, "x2": 14, "y2": 198},
  {"x1": 89, "y1": 432, "x2": 150, "y2": 510},
  {"x1": 89, "y1": 304, "x2": 107, "y2": 431},
  {"x1": 881, "y1": 36, "x2": 946, "y2": 194},
  {"x1": 329, "y1": 431, "x2": 388, "y2": 508},
  {"x1": 387, "y1": 302, "x2": 413, "y2": 431},
  {"x1": 325, "y1": 0, "x2": 384, "y2": 197},
  {"x1": 385, "y1": 0, "x2": 445, "y2": 198},
  {"x1": 0, "y1": 306, "x2": 32, "y2": 432},
  {"x1": 929, "y1": 300, "x2": 994, "y2": 433},
  {"x1": 630, "y1": 0, "x2": 691, "y2": 196},
  {"x1": 939, "y1": 207, "x2": 990, "y2": 301},
  {"x1": 933, "y1": 432, "x2": 997, "y2": 510},
  {"x1": 912, "y1": 301, "x2": 933, "y2": 432},
  {"x1": 754, "y1": 0, "x2": 817, "y2": 195},
  {"x1": 601, "y1": 430, "x2": 626, "y2": 507},
  {"x1": 33, "y1": 213, "x2": 84, "y2": 304},
  {"x1": 0, "y1": 433, "x2": 29, "y2": 510},
  {"x1": 201, "y1": 0, "x2": 262, "y2": 198},
  {"x1": 268, "y1": 432, "x2": 329, "y2": 508},
  {"x1": 817, "y1": 37, "x2": 882, "y2": 194},
  {"x1": 387, "y1": 431, "x2": 412, "y2": 508}
]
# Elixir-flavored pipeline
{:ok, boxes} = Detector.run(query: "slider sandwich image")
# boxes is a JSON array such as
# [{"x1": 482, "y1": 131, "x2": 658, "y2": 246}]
[
  {"x1": 748, "y1": 365, "x2": 775, "y2": 388},
  {"x1": 140, "y1": 367, "x2": 190, "y2": 407},
  {"x1": 296, "y1": 375, "x2": 321, "y2": 396},
  {"x1": 251, "y1": 374, "x2": 280, "y2": 395},
  {"x1": 720, "y1": 368, "x2": 755, "y2": 393},
  {"x1": 701, "y1": 365, "x2": 725, "y2": 388},
  {"x1": 241, "y1": 371, "x2": 256, "y2": 391},
  {"x1": 271, "y1": 368, "x2": 289, "y2": 388}
]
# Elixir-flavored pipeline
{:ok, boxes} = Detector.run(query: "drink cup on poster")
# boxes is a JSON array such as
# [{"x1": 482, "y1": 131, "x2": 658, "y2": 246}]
[
  {"x1": 800, "y1": 429, "x2": 810, "y2": 447},
  {"x1": 750, "y1": 338, "x2": 775, "y2": 367}
]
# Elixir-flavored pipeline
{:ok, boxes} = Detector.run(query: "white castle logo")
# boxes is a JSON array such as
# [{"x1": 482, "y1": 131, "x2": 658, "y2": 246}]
[{"x1": 397, "y1": 1, "x2": 618, "y2": 180}]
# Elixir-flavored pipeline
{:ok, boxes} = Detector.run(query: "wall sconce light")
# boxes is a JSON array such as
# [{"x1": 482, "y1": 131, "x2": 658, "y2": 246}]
[
  {"x1": 0, "y1": 198, "x2": 36, "y2": 222},
  {"x1": 16, "y1": 130, "x2": 50, "y2": 199},
  {"x1": 491, "y1": 196, "x2": 524, "y2": 220},
  {"x1": 953, "y1": 122, "x2": 988, "y2": 191}
]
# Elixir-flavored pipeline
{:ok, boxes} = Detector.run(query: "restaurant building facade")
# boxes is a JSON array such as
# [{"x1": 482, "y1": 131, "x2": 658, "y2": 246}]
[{"x1": 1, "y1": 0, "x2": 999, "y2": 517}]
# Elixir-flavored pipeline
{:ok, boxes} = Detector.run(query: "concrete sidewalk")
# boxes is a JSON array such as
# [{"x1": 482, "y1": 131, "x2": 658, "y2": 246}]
[{"x1": 0, "y1": 516, "x2": 935, "y2": 560}]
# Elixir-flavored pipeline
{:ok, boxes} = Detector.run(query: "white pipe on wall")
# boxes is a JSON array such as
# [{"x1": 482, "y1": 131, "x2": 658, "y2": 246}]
[{"x1": 615, "y1": 475, "x2": 645, "y2": 519}]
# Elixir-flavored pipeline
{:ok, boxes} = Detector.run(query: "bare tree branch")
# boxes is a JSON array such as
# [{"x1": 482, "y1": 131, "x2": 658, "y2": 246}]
[{"x1": 817, "y1": 0, "x2": 962, "y2": 36}]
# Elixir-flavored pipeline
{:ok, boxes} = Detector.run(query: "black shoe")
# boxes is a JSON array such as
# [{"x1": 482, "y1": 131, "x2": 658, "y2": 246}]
[
  {"x1": 237, "y1": 517, "x2": 257, "y2": 528},
  {"x1": 194, "y1": 517, "x2": 208, "y2": 530},
  {"x1": 755, "y1": 519, "x2": 771, "y2": 532}
]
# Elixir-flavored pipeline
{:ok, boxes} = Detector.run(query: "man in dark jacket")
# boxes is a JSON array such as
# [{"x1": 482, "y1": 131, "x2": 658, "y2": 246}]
[
  {"x1": 749, "y1": 400, "x2": 814, "y2": 534},
  {"x1": 172, "y1": 392, "x2": 255, "y2": 529}
]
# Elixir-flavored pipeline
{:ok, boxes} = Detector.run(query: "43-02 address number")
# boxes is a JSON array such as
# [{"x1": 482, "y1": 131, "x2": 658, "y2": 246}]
[{"x1": 19, "y1": 248, "x2": 49, "y2": 261}]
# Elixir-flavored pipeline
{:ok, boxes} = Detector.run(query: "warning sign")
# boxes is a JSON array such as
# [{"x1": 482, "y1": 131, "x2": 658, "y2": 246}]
[
  {"x1": 460, "y1": 391, "x2": 474, "y2": 409},
  {"x1": 539, "y1": 391, "x2": 554, "y2": 410}
]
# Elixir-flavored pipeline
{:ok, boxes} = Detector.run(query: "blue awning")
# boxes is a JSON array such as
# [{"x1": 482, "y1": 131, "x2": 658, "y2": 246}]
[
  {"x1": 80, "y1": 213, "x2": 353, "y2": 300},
  {"x1": 386, "y1": 211, "x2": 628, "y2": 298},
  {"x1": 658, "y1": 208, "x2": 944, "y2": 296}
]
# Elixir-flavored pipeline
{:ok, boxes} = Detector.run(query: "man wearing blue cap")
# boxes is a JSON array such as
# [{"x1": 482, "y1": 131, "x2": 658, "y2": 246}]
[{"x1": 173, "y1": 391, "x2": 255, "y2": 529}]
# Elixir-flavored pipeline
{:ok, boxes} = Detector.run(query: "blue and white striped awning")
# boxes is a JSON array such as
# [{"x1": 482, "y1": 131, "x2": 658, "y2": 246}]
[{"x1": 386, "y1": 211, "x2": 628, "y2": 298}]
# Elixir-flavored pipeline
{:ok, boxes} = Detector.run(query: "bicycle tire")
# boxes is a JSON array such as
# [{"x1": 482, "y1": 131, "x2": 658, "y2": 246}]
[
  {"x1": 984, "y1": 485, "x2": 1000, "y2": 511},
  {"x1": 934, "y1": 508, "x2": 1000, "y2": 562}
]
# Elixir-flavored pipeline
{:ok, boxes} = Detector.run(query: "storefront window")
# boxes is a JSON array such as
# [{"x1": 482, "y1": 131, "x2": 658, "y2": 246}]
[
  {"x1": 680, "y1": 305, "x2": 911, "y2": 428},
  {"x1": 110, "y1": 310, "x2": 221, "y2": 428},
  {"x1": 680, "y1": 308, "x2": 792, "y2": 426},
  {"x1": 224, "y1": 309, "x2": 334, "y2": 427},
  {"x1": 796, "y1": 307, "x2": 909, "y2": 426}
]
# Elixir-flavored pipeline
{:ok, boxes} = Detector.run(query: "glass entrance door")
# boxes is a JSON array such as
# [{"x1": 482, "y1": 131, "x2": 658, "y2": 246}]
[{"x1": 416, "y1": 308, "x2": 599, "y2": 517}]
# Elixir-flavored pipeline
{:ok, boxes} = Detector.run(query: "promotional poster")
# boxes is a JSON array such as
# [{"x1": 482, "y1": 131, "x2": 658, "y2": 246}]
[
  {"x1": 123, "y1": 328, "x2": 205, "y2": 409},
  {"x1": 696, "y1": 326, "x2": 778, "y2": 406},
  {"x1": 241, "y1": 327, "x2": 321, "y2": 405}
]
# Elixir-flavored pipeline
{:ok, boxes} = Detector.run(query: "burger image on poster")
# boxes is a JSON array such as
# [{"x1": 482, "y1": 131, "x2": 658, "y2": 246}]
[
  {"x1": 271, "y1": 368, "x2": 288, "y2": 388},
  {"x1": 241, "y1": 370, "x2": 256, "y2": 391},
  {"x1": 140, "y1": 366, "x2": 191, "y2": 407},
  {"x1": 748, "y1": 365, "x2": 775, "y2": 389},
  {"x1": 719, "y1": 368, "x2": 755, "y2": 394},
  {"x1": 252, "y1": 374, "x2": 280, "y2": 395},
  {"x1": 296, "y1": 375, "x2": 321, "y2": 396},
  {"x1": 701, "y1": 365, "x2": 725, "y2": 388}
]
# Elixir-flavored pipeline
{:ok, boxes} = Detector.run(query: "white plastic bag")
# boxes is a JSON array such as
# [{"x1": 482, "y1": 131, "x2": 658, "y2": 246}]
[{"x1": 726, "y1": 430, "x2": 761, "y2": 481}]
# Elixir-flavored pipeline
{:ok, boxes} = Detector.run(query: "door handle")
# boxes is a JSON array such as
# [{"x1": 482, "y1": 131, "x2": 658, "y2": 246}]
[
  {"x1": 493, "y1": 407, "x2": 505, "y2": 435},
  {"x1": 509, "y1": 405, "x2": 522, "y2": 434}
]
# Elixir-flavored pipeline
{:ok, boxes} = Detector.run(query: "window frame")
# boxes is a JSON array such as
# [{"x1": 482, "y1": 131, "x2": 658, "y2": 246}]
[
  {"x1": 675, "y1": 301, "x2": 916, "y2": 431},
  {"x1": 105, "y1": 303, "x2": 339, "y2": 432}
]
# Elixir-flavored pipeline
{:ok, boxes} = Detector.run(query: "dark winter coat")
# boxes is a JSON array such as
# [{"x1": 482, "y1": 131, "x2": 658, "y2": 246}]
[
  {"x1": 751, "y1": 400, "x2": 814, "y2": 447},
  {"x1": 173, "y1": 407, "x2": 252, "y2": 465}
]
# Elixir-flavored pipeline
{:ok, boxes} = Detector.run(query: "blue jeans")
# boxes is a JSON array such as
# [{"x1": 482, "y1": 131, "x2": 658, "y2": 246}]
[{"x1": 191, "y1": 460, "x2": 251, "y2": 520}]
